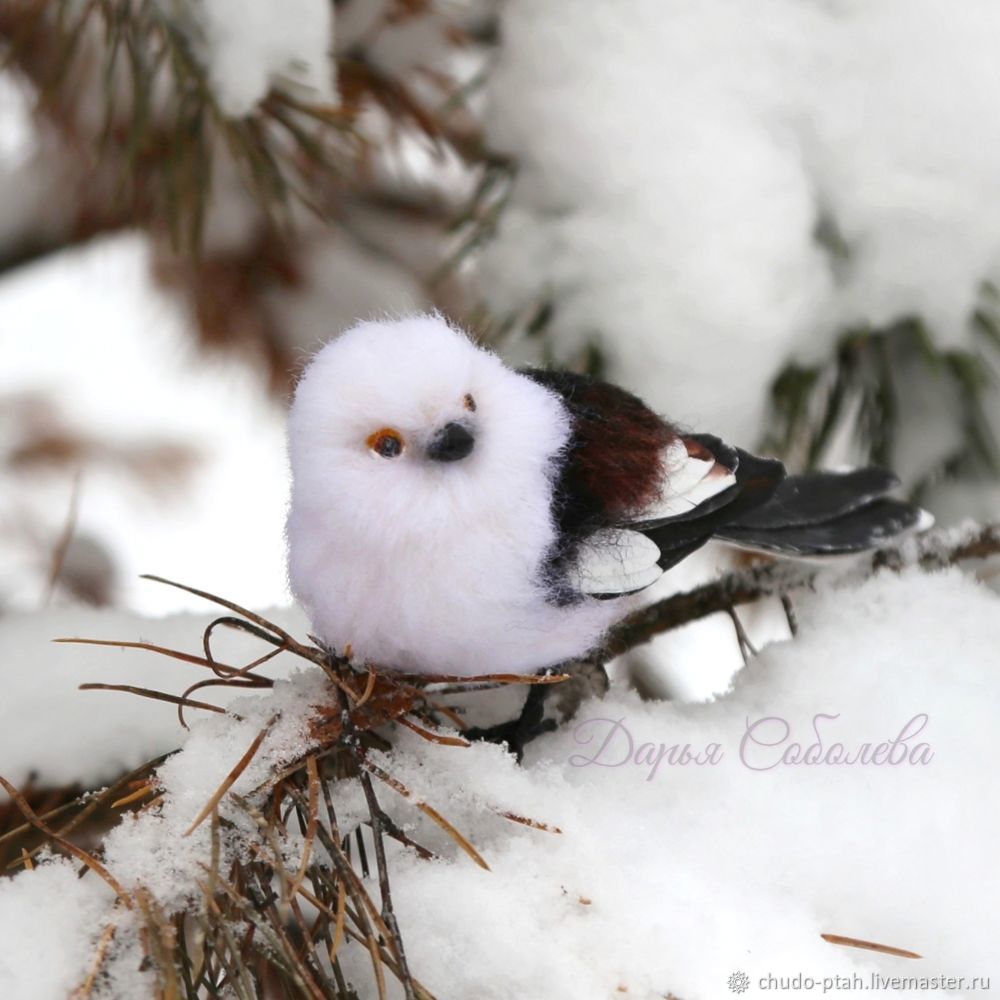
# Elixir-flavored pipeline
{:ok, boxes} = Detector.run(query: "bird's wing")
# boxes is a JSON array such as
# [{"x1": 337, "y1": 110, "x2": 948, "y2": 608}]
[
  {"x1": 713, "y1": 470, "x2": 932, "y2": 554},
  {"x1": 559, "y1": 434, "x2": 788, "y2": 592},
  {"x1": 635, "y1": 453, "x2": 930, "y2": 563},
  {"x1": 630, "y1": 435, "x2": 787, "y2": 570},
  {"x1": 564, "y1": 528, "x2": 664, "y2": 598},
  {"x1": 628, "y1": 434, "x2": 740, "y2": 525},
  {"x1": 721, "y1": 468, "x2": 899, "y2": 530},
  {"x1": 519, "y1": 367, "x2": 927, "y2": 599},
  {"x1": 519, "y1": 368, "x2": 786, "y2": 588}
]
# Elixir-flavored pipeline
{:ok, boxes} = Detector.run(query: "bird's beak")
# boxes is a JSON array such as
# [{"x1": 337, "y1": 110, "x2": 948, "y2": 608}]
[{"x1": 426, "y1": 421, "x2": 475, "y2": 462}]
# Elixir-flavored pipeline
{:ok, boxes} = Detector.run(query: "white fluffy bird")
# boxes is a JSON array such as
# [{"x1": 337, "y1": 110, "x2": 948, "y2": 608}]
[{"x1": 287, "y1": 315, "x2": 926, "y2": 678}]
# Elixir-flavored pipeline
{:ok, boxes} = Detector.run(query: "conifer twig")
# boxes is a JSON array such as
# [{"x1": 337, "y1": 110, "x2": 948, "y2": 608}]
[{"x1": 602, "y1": 522, "x2": 1000, "y2": 658}]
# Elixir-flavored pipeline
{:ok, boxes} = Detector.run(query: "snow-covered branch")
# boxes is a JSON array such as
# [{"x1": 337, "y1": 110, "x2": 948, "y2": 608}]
[
  {"x1": 603, "y1": 522, "x2": 1000, "y2": 658},
  {"x1": 5, "y1": 565, "x2": 1000, "y2": 996}
]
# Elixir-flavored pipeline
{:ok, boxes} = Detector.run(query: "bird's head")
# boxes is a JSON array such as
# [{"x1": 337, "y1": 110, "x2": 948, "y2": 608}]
[{"x1": 287, "y1": 315, "x2": 571, "y2": 542}]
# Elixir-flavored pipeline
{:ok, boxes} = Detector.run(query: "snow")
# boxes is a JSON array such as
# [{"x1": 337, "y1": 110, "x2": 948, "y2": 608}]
[
  {"x1": 380, "y1": 568, "x2": 1000, "y2": 996},
  {"x1": 811, "y1": 0, "x2": 1000, "y2": 345},
  {"x1": 98, "y1": 668, "x2": 326, "y2": 906},
  {"x1": 269, "y1": 230, "x2": 426, "y2": 355},
  {"x1": 0, "y1": 233, "x2": 292, "y2": 616},
  {"x1": 1, "y1": 567, "x2": 997, "y2": 997},
  {"x1": 0, "y1": 860, "x2": 111, "y2": 999},
  {"x1": 480, "y1": 0, "x2": 1000, "y2": 444},
  {"x1": 0, "y1": 603, "x2": 306, "y2": 793},
  {"x1": 160, "y1": 0, "x2": 337, "y2": 116},
  {"x1": 0, "y1": 667, "x2": 327, "y2": 998}
]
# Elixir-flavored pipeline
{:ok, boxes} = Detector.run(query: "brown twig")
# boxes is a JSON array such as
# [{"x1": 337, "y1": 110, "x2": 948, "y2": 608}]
[
  {"x1": 360, "y1": 768, "x2": 417, "y2": 1000},
  {"x1": 43, "y1": 469, "x2": 82, "y2": 606},
  {"x1": 1, "y1": 753, "x2": 174, "y2": 871},
  {"x1": 821, "y1": 932, "x2": 922, "y2": 959},
  {"x1": 0, "y1": 775, "x2": 134, "y2": 909},
  {"x1": 602, "y1": 523, "x2": 1000, "y2": 659}
]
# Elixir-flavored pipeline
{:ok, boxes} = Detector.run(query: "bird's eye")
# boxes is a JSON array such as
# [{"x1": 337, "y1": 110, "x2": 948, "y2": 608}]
[
  {"x1": 366, "y1": 428, "x2": 405, "y2": 458},
  {"x1": 463, "y1": 393, "x2": 477, "y2": 412}
]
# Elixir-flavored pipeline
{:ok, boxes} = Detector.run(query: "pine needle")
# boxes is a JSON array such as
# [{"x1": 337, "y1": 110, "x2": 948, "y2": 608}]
[
  {"x1": 397, "y1": 717, "x2": 471, "y2": 746},
  {"x1": 364, "y1": 759, "x2": 490, "y2": 871},
  {"x1": 140, "y1": 575, "x2": 312, "y2": 658},
  {"x1": 493, "y1": 808, "x2": 562, "y2": 834},
  {"x1": 286, "y1": 755, "x2": 320, "y2": 900},
  {"x1": 111, "y1": 782, "x2": 159, "y2": 809},
  {"x1": 80, "y1": 682, "x2": 226, "y2": 715},
  {"x1": 70, "y1": 922, "x2": 118, "y2": 1000},
  {"x1": 821, "y1": 932, "x2": 922, "y2": 959},
  {"x1": 0, "y1": 775, "x2": 134, "y2": 909},
  {"x1": 54, "y1": 636, "x2": 250, "y2": 678}
]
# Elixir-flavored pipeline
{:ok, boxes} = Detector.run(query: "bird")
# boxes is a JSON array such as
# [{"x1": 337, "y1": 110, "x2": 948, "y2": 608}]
[{"x1": 286, "y1": 314, "x2": 929, "y2": 682}]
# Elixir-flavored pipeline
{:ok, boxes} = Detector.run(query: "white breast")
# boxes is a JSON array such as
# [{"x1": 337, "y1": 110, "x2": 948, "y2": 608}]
[{"x1": 288, "y1": 463, "x2": 627, "y2": 676}]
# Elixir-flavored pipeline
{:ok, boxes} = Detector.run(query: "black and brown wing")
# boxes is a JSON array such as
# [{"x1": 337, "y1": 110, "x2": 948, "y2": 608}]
[{"x1": 520, "y1": 368, "x2": 929, "y2": 599}]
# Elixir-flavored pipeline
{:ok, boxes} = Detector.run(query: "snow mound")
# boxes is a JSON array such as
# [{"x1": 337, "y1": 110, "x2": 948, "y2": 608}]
[
  {"x1": 369, "y1": 568, "x2": 999, "y2": 996},
  {"x1": 1, "y1": 568, "x2": 997, "y2": 996}
]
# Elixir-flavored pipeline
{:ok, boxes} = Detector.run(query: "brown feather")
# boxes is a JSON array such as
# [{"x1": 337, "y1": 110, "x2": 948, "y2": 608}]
[{"x1": 518, "y1": 370, "x2": 674, "y2": 531}]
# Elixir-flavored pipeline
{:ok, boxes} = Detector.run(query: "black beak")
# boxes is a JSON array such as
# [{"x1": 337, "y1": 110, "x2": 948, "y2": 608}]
[{"x1": 427, "y1": 422, "x2": 475, "y2": 462}]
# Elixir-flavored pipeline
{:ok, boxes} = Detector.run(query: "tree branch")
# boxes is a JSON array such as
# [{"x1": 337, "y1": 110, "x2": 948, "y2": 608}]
[{"x1": 602, "y1": 522, "x2": 1000, "y2": 659}]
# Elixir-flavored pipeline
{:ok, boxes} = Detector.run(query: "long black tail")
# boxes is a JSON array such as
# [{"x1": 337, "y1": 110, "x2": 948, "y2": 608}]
[{"x1": 716, "y1": 468, "x2": 929, "y2": 556}]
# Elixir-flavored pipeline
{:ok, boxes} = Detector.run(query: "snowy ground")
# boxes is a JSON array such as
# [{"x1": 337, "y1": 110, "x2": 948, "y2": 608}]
[{"x1": 1, "y1": 567, "x2": 997, "y2": 998}]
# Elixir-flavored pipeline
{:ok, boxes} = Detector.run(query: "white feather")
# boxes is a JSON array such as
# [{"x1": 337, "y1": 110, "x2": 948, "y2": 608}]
[
  {"x1": 678, "y1": 464, "x2": 737, "y2": 507},
  {"x1": 635, "y1": 445, "x2": 736, "y2": 522},
  {"x1": 660, "y1": 439, "x2": 713, "y2": 495},
  {"x1": 567, "y1": 529, "x2": 663, "y2": 596}
]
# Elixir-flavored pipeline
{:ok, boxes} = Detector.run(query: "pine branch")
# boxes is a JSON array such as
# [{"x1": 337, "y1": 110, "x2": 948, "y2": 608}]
[
  {"x1": 764, "y1": 310, "x2": 1000, "y2": 485},
  {"x1": 1, "y1": 1, "x2": 487, "y2": 253}
]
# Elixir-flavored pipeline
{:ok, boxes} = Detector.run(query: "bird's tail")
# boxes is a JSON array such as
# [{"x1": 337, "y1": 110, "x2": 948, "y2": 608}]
[
  {"x1": 714, "y1": 468, "x2": 932, "y2": 557},
  {"x1": 643, "y1": 436, "x2": 931, "y2": 568}
]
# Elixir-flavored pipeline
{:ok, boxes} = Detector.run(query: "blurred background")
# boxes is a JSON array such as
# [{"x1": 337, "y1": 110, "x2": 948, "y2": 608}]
[{"x1": 3, "y1": 0, "x2": 1000, "y2": 696}]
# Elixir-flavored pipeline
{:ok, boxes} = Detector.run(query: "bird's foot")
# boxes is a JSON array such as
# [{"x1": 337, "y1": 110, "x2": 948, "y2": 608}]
[
  {"x1": 464, "y1": 717, "x2": 557, "y2": 763},
  {"x1": 465, "y1": 683, "x2": 556, "y2": 763}
]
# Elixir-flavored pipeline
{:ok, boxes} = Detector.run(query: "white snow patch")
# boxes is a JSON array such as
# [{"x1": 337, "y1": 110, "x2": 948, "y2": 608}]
[
  {"x1": 0, "y1": 604, "x2": 306, "y2": 793},
  {"x1": 159, "y1": 0, "x2": 337, "y2": 116},
  {"x1": 1, "y1": 569, "x2": 997, "y2": 996},
  {"x1": 99, "y1": 669, "x2": 327, "y2": 906},
  {"x1": 0, "y1": 667, "x2": 327, "y2": 997},
  {"x1": 481, "y1": 0, "x2": 1000, "y2": 443},
  {"x1": 0, "y1": 859, "x2": 112, "y2": 999},
  {"x1": 373, "y1": 568, "x2": 1000, "y2": 996}
]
